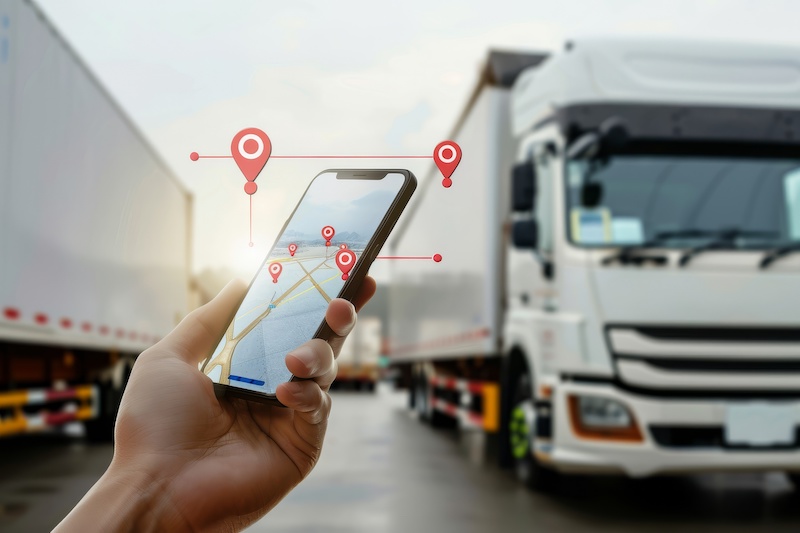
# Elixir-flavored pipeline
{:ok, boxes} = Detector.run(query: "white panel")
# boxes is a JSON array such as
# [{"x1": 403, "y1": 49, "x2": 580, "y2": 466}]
[
  {"x1": 618, "y1": 359, "x2": 800, "y2": 390},
  {"x1": 0, "y1": 0, "x2": 14, "y2": 306},
  {"x1": 0, "y1": 1, "x2": 189, "y2": 348},
  {"x1": 610, "y1": 328, "x2": 800, "y2": 359},
  {"x1": 389, "y1": 88, "x2": 511, "y2": 360}
]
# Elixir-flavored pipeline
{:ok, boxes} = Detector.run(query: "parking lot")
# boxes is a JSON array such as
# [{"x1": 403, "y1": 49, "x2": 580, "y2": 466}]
[{"x1": 3, "y1": 386, "x2": 800, "y2": 532}]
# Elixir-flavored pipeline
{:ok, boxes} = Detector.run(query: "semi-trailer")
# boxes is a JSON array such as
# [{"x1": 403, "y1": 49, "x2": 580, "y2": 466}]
[{"x1": 0, "y1": 0, "x2": 192, "y2": 440}]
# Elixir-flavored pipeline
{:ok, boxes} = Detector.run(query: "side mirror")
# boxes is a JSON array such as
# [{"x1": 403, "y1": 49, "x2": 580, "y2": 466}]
[
  {"x1": 511, "y1": 163, "x2": 536, "y2": 212},
  {"x1": 512, "y1": 219, "x2": 538, "y2": 249}
]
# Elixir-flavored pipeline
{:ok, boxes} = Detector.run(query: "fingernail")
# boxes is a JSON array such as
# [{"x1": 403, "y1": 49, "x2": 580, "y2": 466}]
[{"x1": 289, "y1": 346, "x2": 316, "y2": 371}]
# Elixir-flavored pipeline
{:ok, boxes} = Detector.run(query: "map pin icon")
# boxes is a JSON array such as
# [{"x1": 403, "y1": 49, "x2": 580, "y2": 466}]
[
  {"x1": 268, "y1": 262, "x2": 282, "y2": 283},
  {"x1": 335, "y1": 249, "x2": 356, "y2": 280},
  {"x1": 322, "y1": 225, "x2": 335, "y2": 246},
  {"x1": 288, "y1": 243, "x2": 297, "y2": 257},
  {"x1": 433, "y1": 140, "x2": 461, "y2": 188},
  {"x1": 231, "y1": 128, "x2": 271, "y2": 195}
]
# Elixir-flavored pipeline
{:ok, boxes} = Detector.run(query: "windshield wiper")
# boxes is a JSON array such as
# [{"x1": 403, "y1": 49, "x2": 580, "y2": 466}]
[
  {"x1": 679, "y1": 229, "x2": 777, "y2": 267},
  {"x1": 602, "y1": 229, "x2": 728, "y2": 266},
  {"x1": 601, "y1": 235, "x2": 676, "y2": 266},
  {"x1": 760, "y1": 242, "x2": 800, "y2": 269}
]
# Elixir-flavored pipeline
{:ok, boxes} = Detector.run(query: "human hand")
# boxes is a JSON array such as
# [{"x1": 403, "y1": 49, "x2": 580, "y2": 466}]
[{"x1": 55, "y1": 276, "x2": 376, "y2": 532}]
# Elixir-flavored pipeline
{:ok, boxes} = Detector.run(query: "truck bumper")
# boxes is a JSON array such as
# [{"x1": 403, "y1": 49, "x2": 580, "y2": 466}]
[{"x1": 541, "y1": 381, "x2": 800, "y2": 478}]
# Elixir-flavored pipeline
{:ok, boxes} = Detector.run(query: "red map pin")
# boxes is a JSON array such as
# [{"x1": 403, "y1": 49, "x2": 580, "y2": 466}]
[
  {"x1": 288, "y1": 243, "x2": 297, "y2": 257},
  {"x1": 335, "y1": 249, "x2": 356, "y2": 280},
  {"x1": 268, "y1": 262, "x2": 282, "y2": 283},
  {"x1": 322, "y1": 225, "x2": 335, "y2": 246},
  {"x1": 433, "y1": 140, "x2": 462, "y2": 188},
  {"x1": 231, "y1": 128, "x2": 271, "y2": 195}
]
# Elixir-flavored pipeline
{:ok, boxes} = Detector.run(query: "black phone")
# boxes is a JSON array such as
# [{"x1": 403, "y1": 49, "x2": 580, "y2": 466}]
[{"x1": 200, "y1": 169, "x2": 417, "y2": 404}]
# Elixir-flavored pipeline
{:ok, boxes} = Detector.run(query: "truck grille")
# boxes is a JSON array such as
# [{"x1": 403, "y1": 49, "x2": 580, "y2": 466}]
[{"x1": 607, "y1": 326, "x2": 800, "y2": 396}]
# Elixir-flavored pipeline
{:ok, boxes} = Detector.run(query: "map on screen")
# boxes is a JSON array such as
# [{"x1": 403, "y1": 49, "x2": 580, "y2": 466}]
[{"x1": 202, "y1": 172, "x2": 405, "y2": 394}]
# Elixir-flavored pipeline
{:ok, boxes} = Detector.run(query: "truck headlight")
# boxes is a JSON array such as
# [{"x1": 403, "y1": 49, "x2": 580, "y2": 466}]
[{"x1": 568, "y1": 395, "x2": 643, "y2": 443}]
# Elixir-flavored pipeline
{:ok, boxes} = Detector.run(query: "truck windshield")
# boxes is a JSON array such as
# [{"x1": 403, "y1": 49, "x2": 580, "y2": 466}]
[{"x1": 566, "y1": 155, "x2": 800, "y2": 249}]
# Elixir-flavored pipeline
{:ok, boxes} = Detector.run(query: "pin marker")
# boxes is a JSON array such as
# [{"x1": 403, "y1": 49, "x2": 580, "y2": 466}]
[
  {"x1": 322, "y1": 225, "x2": 335, "y2": 246},
  {"x1": 335, "y1": 249, "x2": 356, "y2": 280},
  {"x1": 268, "y1": 262, "x2": 282, "y2": 283},
  {"x1": 231, "y1": 128, "x2": 271, "y2": 195},
  {"x1": 433, "y1": 140, "x2": 462, "y2": 188},
  {"x1": 288, "y1": 243, "x2": 298, "y2": 257},
  {"x1": 339, "y1": 243, "x2": 348, "y2": 250}
]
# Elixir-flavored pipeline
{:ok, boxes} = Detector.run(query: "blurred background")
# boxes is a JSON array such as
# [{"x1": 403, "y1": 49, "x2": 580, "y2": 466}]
[{"x1": 3, "y1": 0, "x2": 800, "y2": 531}]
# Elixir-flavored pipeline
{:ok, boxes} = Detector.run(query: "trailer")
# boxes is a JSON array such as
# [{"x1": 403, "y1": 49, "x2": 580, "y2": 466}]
[
  {"x1": 390, "y1": 41, "x2": 800, "y2": 491},
  {"x1": 0, "y1": 0, "x2": 192, "y2": 440}
]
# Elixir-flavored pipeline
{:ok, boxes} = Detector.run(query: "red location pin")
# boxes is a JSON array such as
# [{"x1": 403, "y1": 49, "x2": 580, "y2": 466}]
[
  {"x1": 335, "y1": 249, "x2": 356, "y2": 280},
  {"x1": 231, "y1": 128, "x2": 271, "y2": 195},
  {"x1": 433, "y1": 140, "x2": 462, "y2": 188},
  {"x1": 288, "y1": 243, "x2": 298, "y2": 257},
  {"x1": 268, "y1": 262, "x2": 282, "y2": 283},
  {"x1": 339, "y1": 243, "x2": 348, "y2": 250},
  {"x1": 322, "y1": 225, "x2": 335, "y2": 246}
]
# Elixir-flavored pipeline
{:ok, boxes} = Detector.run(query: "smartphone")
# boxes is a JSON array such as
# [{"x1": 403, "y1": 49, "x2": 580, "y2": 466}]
[{"x1": 200, "y1": 169, "x2": 417, "y2": 404}]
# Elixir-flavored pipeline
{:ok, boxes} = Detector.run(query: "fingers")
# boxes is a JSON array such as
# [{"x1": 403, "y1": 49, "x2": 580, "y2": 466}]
[
  {"x1": 284, "y1": 339, "x2": 337, "y2": 390},
  {"x1": 277, "y1": 339, "x2": 335, "y2": 424},
  {"x1": 324, "y1": 276, "x2": 377, "y2": 356},
  {"x1": 352, "y1": 276, "x2": 377, "y2": 312},
  {"x1": 275, "y1": 381, "x2": 331, "y2": 425},
  {"x1": 154, "y1": 279, "x2": 248, "y2": 363}
]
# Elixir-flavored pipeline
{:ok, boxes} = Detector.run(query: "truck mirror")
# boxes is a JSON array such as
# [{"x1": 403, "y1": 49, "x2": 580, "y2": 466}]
[
  {"x1": 598, "y1": 117, "x2": 629, "y2": 151},
  {"x1": 511, "y1": 162, "x2": 536, "y2": 212},
  {"x1": 512, "y1": 219, "x2": 538, "y2": 249}
]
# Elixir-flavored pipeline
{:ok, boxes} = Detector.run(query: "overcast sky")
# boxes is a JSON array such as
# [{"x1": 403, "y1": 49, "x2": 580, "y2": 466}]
[{"x1": 35, "y1": 0, "x2": 800, "y2": 279}]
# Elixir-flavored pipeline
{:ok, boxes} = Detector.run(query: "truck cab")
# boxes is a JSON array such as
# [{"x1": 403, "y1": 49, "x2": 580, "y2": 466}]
[{"x1": 505, "y1": 38, "x2": 800, "y2": 484}]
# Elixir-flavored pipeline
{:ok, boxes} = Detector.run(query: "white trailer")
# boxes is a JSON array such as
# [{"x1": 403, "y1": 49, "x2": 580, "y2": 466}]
[
  {"x1": 0, "y1": 0, "x2": 192, "y2": 439},
  {"x1": 390, "y1": 41, "x2": 800, "y2": 490}
]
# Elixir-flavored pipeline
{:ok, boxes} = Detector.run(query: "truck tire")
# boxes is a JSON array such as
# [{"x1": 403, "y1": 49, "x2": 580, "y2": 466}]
[
  {"x1": 509, "y1": 371, "x2": 558, "y2": 491},
  {"x1": 787, "y1": 473, "x2": 800, "y2": 490}
]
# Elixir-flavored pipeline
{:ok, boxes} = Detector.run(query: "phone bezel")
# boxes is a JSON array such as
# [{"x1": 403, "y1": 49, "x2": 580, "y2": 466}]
[{"x1": 206, "y1": 168, "x2": 417, "y2": 405}]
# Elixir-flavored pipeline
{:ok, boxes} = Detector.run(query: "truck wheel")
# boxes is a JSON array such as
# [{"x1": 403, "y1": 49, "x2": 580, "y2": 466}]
[
  {"x1": 510, "y1": 371, "x2": 558, "y2": 491},
  {"x1": 787, "y1": 473, "x2": 800, "y2": 490},
  {"x1": 365, "y1": 381, "x2": 376, "y2": 393}
]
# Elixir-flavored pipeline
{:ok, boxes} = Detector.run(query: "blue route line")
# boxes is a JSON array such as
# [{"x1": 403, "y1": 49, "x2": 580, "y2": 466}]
[{"x1": 229, "y1": 374, "x2": 265, "y2": 386}]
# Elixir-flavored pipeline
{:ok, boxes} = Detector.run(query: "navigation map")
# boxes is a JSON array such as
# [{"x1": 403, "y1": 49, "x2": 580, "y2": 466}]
[{"x1": 202, "y1": 172, "x2": 405, "y2": 394}]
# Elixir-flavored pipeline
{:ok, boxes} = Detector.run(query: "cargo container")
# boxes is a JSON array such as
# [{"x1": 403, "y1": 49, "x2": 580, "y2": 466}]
[{"x1": 0, "y1": 0, "x2": 192, "y2": 440}]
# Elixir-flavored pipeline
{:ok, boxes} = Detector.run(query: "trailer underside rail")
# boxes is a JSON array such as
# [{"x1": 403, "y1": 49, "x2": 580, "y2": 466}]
[
  {"x1": 429, "y1": 375, "x2": 500, "y2": 432},
  {"x1": 0, "y1": 385, "x2": 99, "y2": 437}
]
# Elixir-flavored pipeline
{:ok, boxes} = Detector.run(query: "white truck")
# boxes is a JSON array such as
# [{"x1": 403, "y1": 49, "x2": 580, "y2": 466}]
[
  {"x1": 0, "y1": 0, "x2": 192, "y2": 439},
  {"x1": 390, "y1": 40, "x2": 800, "y2": 490}
]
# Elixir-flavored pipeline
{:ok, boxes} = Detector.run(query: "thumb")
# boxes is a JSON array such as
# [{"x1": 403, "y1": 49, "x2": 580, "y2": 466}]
[{"x1": 157, "y1": 279, "x2": 248, "y2": 363}]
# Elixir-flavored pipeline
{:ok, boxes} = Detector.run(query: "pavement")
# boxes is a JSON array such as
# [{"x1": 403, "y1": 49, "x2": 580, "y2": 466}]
[{"x1": 2, "y1": 385, "x2": 800, "y2": 532}]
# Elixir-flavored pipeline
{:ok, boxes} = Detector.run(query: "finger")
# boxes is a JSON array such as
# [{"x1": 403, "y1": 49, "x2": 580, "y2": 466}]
[
  {"x1": 352, "y1": 276, "x2": 377, "y2": 312},
  {"x1": 285, "y1": 339, "x2": 337, "y2": 390},
  {"x1": 275, "y1": 381, "x2": 331, "y2": 425},
  {"x1": 155, "y1": 279, "x2": 247, "y2": 363},
  {"x1": 324, "y1": 299, "x2": 357, "y2": 358}
]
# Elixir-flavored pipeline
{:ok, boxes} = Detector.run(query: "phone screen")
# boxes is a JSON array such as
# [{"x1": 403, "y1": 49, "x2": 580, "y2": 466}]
[{"x1": 202, "y1": 171, "x2": 407, "y2": 395}]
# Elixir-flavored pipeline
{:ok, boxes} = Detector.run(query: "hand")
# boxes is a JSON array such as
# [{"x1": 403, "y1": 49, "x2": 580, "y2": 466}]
[{"x1": 55, "y1": 276, "x2": 376, "y2": 532}]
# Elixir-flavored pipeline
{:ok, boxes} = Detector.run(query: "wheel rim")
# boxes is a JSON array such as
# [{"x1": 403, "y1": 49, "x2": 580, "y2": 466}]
[{"x1": 509, "y1": 400, "x2": 534, "y2": 460}]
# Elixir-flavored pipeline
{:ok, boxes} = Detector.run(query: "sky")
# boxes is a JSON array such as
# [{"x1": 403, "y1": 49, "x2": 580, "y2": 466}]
[{"x1": 34, "y1": 0, "x2": 800, "y2": 281}]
